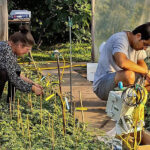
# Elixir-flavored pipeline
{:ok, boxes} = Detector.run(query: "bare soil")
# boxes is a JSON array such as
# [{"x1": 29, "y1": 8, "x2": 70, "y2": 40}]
[{"x1": 42, "y1": 62, "x2": 115, "y2": 133}]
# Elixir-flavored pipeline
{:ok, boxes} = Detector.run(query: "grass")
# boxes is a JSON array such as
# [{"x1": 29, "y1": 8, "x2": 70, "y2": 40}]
[{"x1": 18, "y1": 43, "x2": 92, "y2": 63}]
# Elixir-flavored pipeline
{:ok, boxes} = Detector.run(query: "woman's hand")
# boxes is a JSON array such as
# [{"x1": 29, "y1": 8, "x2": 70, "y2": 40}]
[
  {"x1": 32, "y1": 85, "x2": 43, "y2": 95},
  {"x1": 33, "y1": 83, "x2": 43, "y2": 89}
]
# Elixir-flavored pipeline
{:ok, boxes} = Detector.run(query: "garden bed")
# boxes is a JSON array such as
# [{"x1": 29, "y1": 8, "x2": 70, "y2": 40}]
[{"x1": 0, "y1": 66, "x2": 110, "y2": 150}]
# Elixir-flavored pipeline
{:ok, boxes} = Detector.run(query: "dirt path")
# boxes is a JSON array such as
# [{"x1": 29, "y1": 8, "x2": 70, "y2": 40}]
[{"x1": 42, "y1": 62, "x2": 115, "y2": 132}]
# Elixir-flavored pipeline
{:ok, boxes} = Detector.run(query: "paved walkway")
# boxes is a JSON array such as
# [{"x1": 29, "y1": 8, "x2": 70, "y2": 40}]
[{"x1": 42, "y1": 62, "x2": 115, "y2": 132}]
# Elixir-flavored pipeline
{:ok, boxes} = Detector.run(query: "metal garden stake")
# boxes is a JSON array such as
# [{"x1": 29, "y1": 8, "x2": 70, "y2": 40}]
[{"x1": 68, "y1": 16, "x2": 73, "y2": 113}]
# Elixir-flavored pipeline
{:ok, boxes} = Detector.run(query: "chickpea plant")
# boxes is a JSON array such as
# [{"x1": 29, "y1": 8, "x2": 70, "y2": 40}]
[{"x1": 0, "y1": 66, "x2": 110, "y2": 150}]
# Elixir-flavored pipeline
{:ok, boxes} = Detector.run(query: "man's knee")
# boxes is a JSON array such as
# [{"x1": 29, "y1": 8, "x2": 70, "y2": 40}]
[
  {"x1": 124, "y1": 71, "x2": 135, "y2": 85},
  {"x1": 115, "y1": 70, "x2": 135, "y2": 85}
]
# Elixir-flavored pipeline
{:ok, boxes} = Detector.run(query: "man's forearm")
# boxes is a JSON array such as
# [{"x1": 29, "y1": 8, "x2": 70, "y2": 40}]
[
  {"x1": 114, "y1": 52, "x2": 148, "y2": 75},
  {"x1": 137, "y1": 60, "x2": 148, "y2": 71},
  {"x1": 120, "y1": 59, "x2": 148, "y2": 75}
]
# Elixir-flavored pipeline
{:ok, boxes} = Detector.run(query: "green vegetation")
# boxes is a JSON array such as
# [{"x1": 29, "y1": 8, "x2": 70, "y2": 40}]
[
  {"x1": 95, "y1": 0, "x2": 147, "y2": 46},
  {"x1": 8, "y1": 0, "x2": 91, "y2": 47},
  {"x1": 19, "y1": 43, "x2": 92, "y2": 62},
  {"x1": 0, "y1": 67, "x2": 110, "y2": 150}
]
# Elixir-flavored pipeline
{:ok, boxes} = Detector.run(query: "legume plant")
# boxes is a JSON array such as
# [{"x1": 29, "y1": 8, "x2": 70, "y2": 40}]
[{"x1": 0, "y1": 66, "x2": 110, "y2": 150}]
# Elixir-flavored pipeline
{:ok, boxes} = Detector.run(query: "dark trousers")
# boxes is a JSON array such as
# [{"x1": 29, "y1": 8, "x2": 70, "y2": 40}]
[{"x1": 0, "y1": 70, "x2": 20, "y2": 103}]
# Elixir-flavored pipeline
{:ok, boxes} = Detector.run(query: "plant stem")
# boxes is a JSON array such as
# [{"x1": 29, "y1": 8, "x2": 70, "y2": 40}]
[
  {"x1": 40, "y1": 95, "x2": 43, "y2": 126},
  {"x1": 57, "y1": 56, "x2": 66, "y2": 135},
  {"x1": 73, "y1": 101, "x2": 76, "y2": 133},
  {"x1": 29, "y1": 51, "x2": 41, "y2": 80},
  {"x1": 17, "y1": 98, "x2": 20, "y2": 125},
  {"x1": 48, "y1": 113, "x2": 51, "y2": 137},
  {"x1": 20, "y1": 115, "x2": 24, "y2": 136},
  {"x1": 9, "y1": 97, "x2": 12, "y2": 120},
  {"x1": 52, "y1": 119, "x2": 55, "y2": 150},
  {"x1": 79, "y1": 91, "x2": 84, "y2": 123},
  {"x1": 79, "y1": 91, "x2": 85, "y2": 130},
  {"x1": 13, "y1": 87, "x2": 16, "y2": 115},
  {"x1": 27, "y1": 114, "x2": 31, "y2": 149},
  {"x1": 29, "y1": 94, "x2": 33, "y2": 112}
]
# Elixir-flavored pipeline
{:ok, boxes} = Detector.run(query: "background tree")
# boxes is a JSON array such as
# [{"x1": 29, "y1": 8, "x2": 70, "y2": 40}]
[
  {"x1": 8, "y1": 0, "x2": 92, "y2": 48},
  {"x1": 94, "y1": 0, "x2": 149, "y2": 61}
]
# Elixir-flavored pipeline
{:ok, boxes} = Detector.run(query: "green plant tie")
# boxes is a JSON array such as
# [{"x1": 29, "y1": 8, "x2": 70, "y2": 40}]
[
  {"x1": 51, "y1": 53, "x2": 55, "y2": 58},
  {"x1": 135, "y1": 84, "x2": 140, "y2": 90},
  {"x1": 68, "y1": 18, "x2": 72, "y2": 27}
]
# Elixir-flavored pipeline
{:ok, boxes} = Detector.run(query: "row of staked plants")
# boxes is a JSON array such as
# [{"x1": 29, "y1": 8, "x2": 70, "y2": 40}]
[
  {"x1": 18, "y1": 43, "x2": 92, "y2": 63},
  {"x1": 0, "y1": 65, "x2": 110, "y2": 150}
]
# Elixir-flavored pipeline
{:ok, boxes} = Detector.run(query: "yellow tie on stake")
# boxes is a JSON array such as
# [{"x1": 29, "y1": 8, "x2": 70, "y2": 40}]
[
  {"x1": 75, "y1": 107, "x2": 88, "y2": 111},
  {"x1": 46, "y1": 81, "x2": 50, "y2": 87},
  {"x1": 45, "y1": 93, "x2": 55, "y2": 101}
]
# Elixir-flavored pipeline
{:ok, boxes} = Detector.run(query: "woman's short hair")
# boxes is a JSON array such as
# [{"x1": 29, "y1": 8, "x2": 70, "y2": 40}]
[
  {"x1": 132, "y1": 22, "x2": 150, "y2": 40},
  {"x1": 9, "y1": 25, "x2": 35, "y2": 46}
]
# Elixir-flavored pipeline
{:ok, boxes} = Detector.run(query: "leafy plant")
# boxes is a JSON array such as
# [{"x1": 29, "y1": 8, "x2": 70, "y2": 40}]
[
  {"x1": 8, "y1": 0, "x2": 91, "y2": 47},
  {"x1": 0, "y1": 66, "x2": 110, "y2": 150},
  {"x1": 18, "y1": 43, "x2": 92, "y2": 63}
]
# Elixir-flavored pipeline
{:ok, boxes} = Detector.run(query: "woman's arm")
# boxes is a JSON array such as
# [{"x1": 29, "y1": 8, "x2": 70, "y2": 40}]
[{"x1": 20, "y1": 74, "x2": 34, "y2": 84}]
